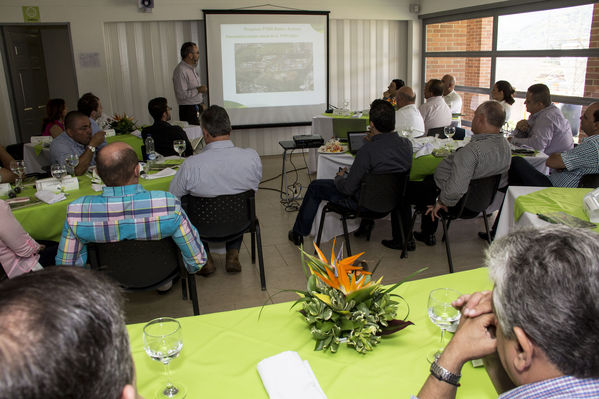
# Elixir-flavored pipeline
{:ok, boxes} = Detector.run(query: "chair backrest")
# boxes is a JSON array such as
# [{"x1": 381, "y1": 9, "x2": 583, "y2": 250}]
[
  {"x1": 182, "y1": 190, "x2": 255, "y2": 240},
  {"x1": 578, "y1": 173, "x2": 599, "y2": 188},
  {"x1": 454, "y1": 174, "x2": 502, "y2": 216},
  {"x1": 88, "y1": 238, "x2": 183, "y2": 290},
  {"x1": 427, "y1": 127, "x2": 445, "y2": 137},
  {"x1": 358, "y1": 171, "x2": 410, "y2": 214},
  {"x1": 428, "y1": 126, "x2": 466, "y2": 140}
]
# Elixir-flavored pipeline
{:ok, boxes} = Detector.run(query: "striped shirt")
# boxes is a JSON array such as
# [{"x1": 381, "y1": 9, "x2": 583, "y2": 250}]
[
  {"x1": 55, "y1": 184, "x2": 206, "y2": 273},
  {"x1": 549, "y1": 134, "x2": 599, "y2": 188},
  {"x1": 499, "y1": 376, "x2": 599, "y2": 398}
]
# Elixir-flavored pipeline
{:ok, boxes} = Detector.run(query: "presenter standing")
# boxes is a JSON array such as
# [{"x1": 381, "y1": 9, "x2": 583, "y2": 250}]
[{"x1": 173, "y1": 42, "x2": 207, "y2": 125}]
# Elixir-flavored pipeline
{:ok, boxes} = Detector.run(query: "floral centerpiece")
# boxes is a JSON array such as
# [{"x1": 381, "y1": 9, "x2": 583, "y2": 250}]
[
  {"x1": 108, "y1": 113, "x2": 138, "y2": 135},
  {"x1": 293, "y1": 241, "x2": 424, "y2": 354}
]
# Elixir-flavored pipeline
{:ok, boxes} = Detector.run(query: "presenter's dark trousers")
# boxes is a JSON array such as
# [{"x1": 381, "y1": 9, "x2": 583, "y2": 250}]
[{"x1": 179, "y1": 104, "x2": 202, "y2": 126}]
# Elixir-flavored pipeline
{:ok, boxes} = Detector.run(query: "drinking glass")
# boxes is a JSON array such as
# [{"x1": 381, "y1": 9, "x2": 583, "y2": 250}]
[
  {"x1": 444, "y1": 126, "x2": 456, "y2": 140},
  {"x1": 50, "y1": 163, "x2": 68, "y2": 195},
  {"x1": 10, "y1": 160, "x2": 26, "y2": 189},
  {"x1": 143, "y1": 317, "x2": 186, "y2": 399},
  {"x1": 65, "y1": 154, "x2": 79, "y2": 176},
  {"x1": 173, "y1": 140, "x2": 186, "y2": 158},
  {"x1": 427, "y1": 288, "x2": 461, "y2": 362}
]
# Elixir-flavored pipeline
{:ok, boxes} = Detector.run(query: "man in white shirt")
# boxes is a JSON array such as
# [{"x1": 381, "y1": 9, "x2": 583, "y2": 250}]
[
  {"x1": 419, "y1": 79, "x2": 452, "y2": 135},
  {"x1": 173, "y1": 42, "x2": 207, "y2": 125},
  {"x1": 441, "y1": 74, "x2": 463, "y2": 116},
  {"x1": 395, "y1": 86, "x2": 425, "y2": 137}
]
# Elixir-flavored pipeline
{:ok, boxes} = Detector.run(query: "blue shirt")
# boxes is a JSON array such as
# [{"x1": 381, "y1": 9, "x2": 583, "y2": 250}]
[
  {"x1": 55, "y1": 184, "x2": 207, "y2": 273},
  {"x1": 50, "y1": 132, "x2": 96, "y2": 166},
  {"x1": 549, "y1": 134, "x2": 599, "y2": 187}
]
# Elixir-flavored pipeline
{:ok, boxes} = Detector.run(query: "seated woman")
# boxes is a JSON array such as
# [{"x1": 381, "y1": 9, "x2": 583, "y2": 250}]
[
  {"x1": 491, "y1": 80, "x2": 515, "y2": 122},
  {"x1": 41, "y1": 98, "x2": 67, "y2": 138},
  {"x1": 0, "y1": 145, "x2": 17, "y2": 184}
]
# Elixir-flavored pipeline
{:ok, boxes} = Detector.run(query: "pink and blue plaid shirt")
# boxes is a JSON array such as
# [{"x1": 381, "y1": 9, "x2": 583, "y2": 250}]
[
  {"x1": 55, "y1": 184, "x2": 206, "y2": 273},
  {"x1": 499, "y1": 376, "x2": 599, "y2": 398}
]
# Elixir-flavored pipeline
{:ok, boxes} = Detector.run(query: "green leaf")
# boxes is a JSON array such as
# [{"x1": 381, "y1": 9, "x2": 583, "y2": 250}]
[
  {"x1": 346, "y1": 284, "x2": 378, "y2": 304},
  {"x1": 314, "y1": 339, "x2": 326, "y2": 351}
]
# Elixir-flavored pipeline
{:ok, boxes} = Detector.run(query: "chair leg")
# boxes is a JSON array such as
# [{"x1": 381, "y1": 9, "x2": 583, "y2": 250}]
[
  {"x1": 482, "y1": 211, "x2": 492, "y2": 244},
  {"x1": 341, "y1": 217, "x2": 352, "y2": 256},
  {"x1": 251, "y1": 230, "x2": 256, "y2": 264},
  {"x1": 401, "y1": 208, "x2": 418, "y2": 259},
  {"x1": 181, "y1": 276, "x2": 188, "y2": 300},
  {"x1": 441, "y1": 217, "x2": 454, "y2": 273},
  {"x1": 187, "y1": 273, "x2": 200, "y2": 315},
  {"x1": 255, "y1": 222, "x2": 266, "y2": 291},
  {"x1": 315, "y1": 206, "x2": 327, "y2": 253},
  {"x1": 442, "y1": 220, "x2": 452, "y2": 242}
]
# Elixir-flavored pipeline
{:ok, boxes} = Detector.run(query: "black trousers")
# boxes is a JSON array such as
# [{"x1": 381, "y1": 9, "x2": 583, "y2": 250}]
[
  {"x1": 390, "y1": 175, "x2": 440, "y2": 239},
  {"x1": 178, "y1": 104, "x2": 202, "y2": 126}
]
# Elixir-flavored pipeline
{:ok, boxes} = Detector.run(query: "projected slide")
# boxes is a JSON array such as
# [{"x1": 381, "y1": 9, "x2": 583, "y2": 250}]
[{"x1": 221, "y1": 24, "x2": 326, "y2": 109}]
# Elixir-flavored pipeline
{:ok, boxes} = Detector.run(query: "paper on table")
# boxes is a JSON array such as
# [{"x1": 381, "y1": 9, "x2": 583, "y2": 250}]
[
  {"x1": 257, "y1": 351, "x2": 327, "y2": 399},
  {"x1": 141, "y1": 167, "x2": 177, "y2": 180},
  {"x1": 35, "y1": 190, "x2": 66, "y2": 204}
]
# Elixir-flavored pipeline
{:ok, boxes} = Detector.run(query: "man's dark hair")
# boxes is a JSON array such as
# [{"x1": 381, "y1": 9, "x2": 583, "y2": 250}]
[
  {"x1": 96, "y1": 145, "x2": 139, "y2": 187},
  {"x1": 180, "y1": 42, "x2": 197, "y2": 59},
  {"x1": 148, "y1": 97, "x2": 168, "y2": 121},
  {"x1": 200, "y1": 105, "x2": 232, "y2": 137},
  {"x1": 478, "y1": 100, "x2": 506, "y2": 129},
  {"x1": 64, "y1": 110, "x2": 88, "y2": 130},
  {"x1": 77, "y1": 92, "x2": 100, "y2": 117},
  {"x1": 594, "y1": 108, "x2": 599, "y2": 123},
  {"x1": 427, "y1": 79, "x2": 444, "y2": 97},
  {"x1": 392, "y1": 79, "x2": 405, "y2": 90},
  {"x1": 369, "y1": 99, "x2": 396, "y2": 133},
  {"x1": 0, "y1": 267, "x2": 134, "y2": 398},
  {"x1": 527, "y1": 83, "x2": 551, "y2": 107}
]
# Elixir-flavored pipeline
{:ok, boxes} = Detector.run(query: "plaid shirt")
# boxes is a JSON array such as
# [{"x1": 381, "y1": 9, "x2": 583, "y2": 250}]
[
  {"x1": 549, "y1": 134, "x2": 599, "y2": 188},
  {"x1": 499, "y1": 376, "x2": 599, "y2": 398},
  {"x1": 55, "y1": 184, "x2": 206, "y2": 273}
]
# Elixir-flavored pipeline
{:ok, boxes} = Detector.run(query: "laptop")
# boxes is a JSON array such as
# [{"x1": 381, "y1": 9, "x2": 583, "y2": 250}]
[{"x1": 347, "y1": 131, "x2": 369, "y2": 154}]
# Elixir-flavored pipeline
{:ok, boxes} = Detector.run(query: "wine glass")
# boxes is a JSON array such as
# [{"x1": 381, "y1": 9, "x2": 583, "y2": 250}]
[
  {"x1": 10, "y1": 160, "x2": 26, "y2": 189},
  {"x1": 427, "y1": 288, "x2": 461, "y2": 362},
  {"x1": 65, "y1": 154, "x2": 79, "y2": 176},
  {"x1": 444, "y1": 126, "x2": 456, "y2": 140},
  {"x1": 173, "y1": 140, "x2": 186, "y2": 158},
  {"x1": 50, "y1": 163, "x2": 68, "y2": 195},
  {"x1": 143, "y1": 317, "x2": 186, "y2": 399}
]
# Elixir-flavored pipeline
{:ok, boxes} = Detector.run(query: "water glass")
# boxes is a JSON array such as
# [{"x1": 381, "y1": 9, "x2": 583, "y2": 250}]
[
  {"x1": 427, "y1": 288, "x2": 461, "y2": 362},
  {"x1": 444, "y1": 126, "x2": 456, "y2": 140},
  {"x1": 10, "y1": 160, "x2": 26, "y2": 189},
  {"x1": 50, "y1": 163, "x2": 68, "y2": 195},
  {"x1": 173, "y1": 140, "x2": 186, "y2": 158},
  {"x1": 65, "y1": 154, "x2": 79, "y2": 176}
]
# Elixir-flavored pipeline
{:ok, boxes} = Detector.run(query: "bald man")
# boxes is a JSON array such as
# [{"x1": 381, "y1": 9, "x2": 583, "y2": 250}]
[
  {"x1": 395, "y1": 86, "x2": 425, "y2": 137},
  {"x1": 55, "y1": 142, "x2": 207, "y2": 275}
]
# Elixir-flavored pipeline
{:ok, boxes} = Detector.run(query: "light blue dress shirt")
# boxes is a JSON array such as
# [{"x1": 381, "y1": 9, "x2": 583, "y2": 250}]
[{"x1": 49, "y1": 132, "x2": 96, "y2": 166}]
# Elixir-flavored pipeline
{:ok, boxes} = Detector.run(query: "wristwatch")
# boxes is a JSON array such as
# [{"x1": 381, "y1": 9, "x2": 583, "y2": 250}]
[
  {"x1": 430, "y1": 359, "x2": 461, "y2": 387},
  {"x1": 87, "y1": 145, "x2": 96, "y2": 153}
]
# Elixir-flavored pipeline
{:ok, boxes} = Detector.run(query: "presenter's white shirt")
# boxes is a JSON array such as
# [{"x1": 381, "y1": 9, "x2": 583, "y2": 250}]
[
  {"x1": 173, "y1": 61, "x2": 203, "y2": 106},
  {"x1": 443, "y1": 90, "x2": 463, "y2": 114},
  {"x1": 419, "y1": 96, "x2": 452, "y2": 134},
  {"x1": 395, "y1": 104, "x2": 425, "y2": 136}
]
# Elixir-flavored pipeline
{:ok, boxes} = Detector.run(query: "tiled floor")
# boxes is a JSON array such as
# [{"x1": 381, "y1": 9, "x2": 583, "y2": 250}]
[{"x1": 124, "y1": 153, "x2": 493, "y2": 324}]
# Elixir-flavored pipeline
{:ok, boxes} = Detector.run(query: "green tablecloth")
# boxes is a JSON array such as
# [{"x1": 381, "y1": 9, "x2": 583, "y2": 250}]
[
  {"x1": 410, "y1": 155, "x2": 444, "y2": 181},
  {"x1": 127, "y1": 267, "x2": 496, "y2": 399},
  {"x1": 513, "y1": 187, "x2": 598, "y2": 231},
  {"x1": 106, "y1": 134, "x2": 144, "y2": 160},
  {"x1": 8, "y1": 175, "x2": 173, "y2": 242}
]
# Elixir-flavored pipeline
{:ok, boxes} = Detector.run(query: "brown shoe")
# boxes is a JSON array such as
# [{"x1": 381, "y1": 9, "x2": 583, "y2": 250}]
[
  {"x1": 225, "y1": 249, "x2": 242, "y2": 273},
  {"x1": 199, "y1": 251, "x2": 215, "y2": 276}
]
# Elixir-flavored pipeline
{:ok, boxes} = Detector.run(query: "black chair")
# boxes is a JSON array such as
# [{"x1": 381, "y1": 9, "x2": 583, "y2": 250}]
[
  {"x1": 578, "y1": 173, "x2": 599, "y2": 188},
  {"x1": 182, "y1": 190, "x2": 266, "y2": 291},
  {"x1": 315, "y1": 171, "x2": 410, "y2": 257},
  {"x1": 427, "y1": 126, "x2": 466, "y2": 140},
  {"x1": 405, "y1": 174, "x2": 502, "y2": 273},
  {"x1": 5, "y1": 143, "x2": 24, "y2": 160},
  {"x1": 88, "y1": 238, "x2": 200, "y2": 315}
]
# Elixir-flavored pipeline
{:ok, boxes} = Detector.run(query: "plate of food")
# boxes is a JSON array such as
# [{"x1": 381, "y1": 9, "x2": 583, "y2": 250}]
[{"x1": 318, "y1": 139, "x2": 347, "y2": 154}]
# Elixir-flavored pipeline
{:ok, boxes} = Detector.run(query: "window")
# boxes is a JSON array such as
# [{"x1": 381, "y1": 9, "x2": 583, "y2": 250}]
[{"x1": 422, "y1": 1, "x2": 599, "y2": 131}]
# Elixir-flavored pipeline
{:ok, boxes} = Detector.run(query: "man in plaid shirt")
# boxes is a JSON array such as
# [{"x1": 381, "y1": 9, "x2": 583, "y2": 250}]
[{"x1": 55, "y1": 142, "x2": 206, "y2": 273}]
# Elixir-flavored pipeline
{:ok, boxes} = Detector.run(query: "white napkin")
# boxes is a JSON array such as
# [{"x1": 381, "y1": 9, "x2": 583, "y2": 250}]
[
  {"x1": 141, "y1": 167, "x2": 177, "y2": 180},
  {"x1": 131, "y1": 129, "x2": 142, "y2": 138},
  {"x1": 415, "y1": 142, "x2": 435, "y2": 158},
  {"x1": 257, "y1": 351, "x2": 327, "y2": 399},
  {"x1": 91, "y1": 183, "x2": 105, "y2": 192},
  {"x1": 35, "y1": 190, "x2": 66, "y2": 204}
]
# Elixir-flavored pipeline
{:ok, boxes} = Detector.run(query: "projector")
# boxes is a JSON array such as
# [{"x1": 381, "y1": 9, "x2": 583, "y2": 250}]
[{"x1": 293, "y1": 135, "x2": 324, "y2": 148}]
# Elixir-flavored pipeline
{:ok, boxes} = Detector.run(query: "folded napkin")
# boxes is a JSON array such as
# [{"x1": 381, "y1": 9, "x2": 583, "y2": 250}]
[
  {"x1": 35, "y1": 190, "x2": 66, "y2": 204},
  {"x1": 415, "y1": 142, "x2": 435, "y2": 158},
  {"x1": 141, "y1": 167, "x2": 177, "y2": 180},
  {"x1": 131, "y1": 129, "x2": 142, "y2": 138},
  {"x1": 91, "y1": 183, "x2": 105, "y2": 192},
  {"x1": 257, "y1": 351, "x2": 327, "y2": 399}
]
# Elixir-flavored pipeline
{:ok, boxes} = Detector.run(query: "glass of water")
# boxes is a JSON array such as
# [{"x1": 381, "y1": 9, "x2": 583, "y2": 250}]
[
  {"x1": 427, "y1": 288, "x2": 461, "y2": 362},
  {"x1": 173, "y1": 140, "x2": 186, "y2": 158},
  {"x1": 50, "y1": 163, "x2": 68, "y2": 195},
  {"x1": 10, "y1": 160, "x2": 26, "y2": 189},
  {"x1": 143, "y1": 317, "x2": 186, "y2": 399},
  {"x1": 443, "y1": 126, "x2": 456, "y2": 140},
  {"x1": 65, "y1": 154, "x2": 79, "y2": 176}
]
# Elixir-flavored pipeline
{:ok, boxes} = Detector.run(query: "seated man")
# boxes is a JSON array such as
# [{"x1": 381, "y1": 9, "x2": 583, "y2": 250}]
[
  {"x1": 0, "y1": 267, "x2": 141, "y2": 399},
  {"x1": 509, "y1": 101, "x2": 599, "y2": 188},
  {"x1": 395, "y1": 86, "x2": 425, "y2": 136},
  {"x1": 511, "y1": 83, "x2": 573, "y2": 154},
  {"x1": 402, "y1": 101, "x2": 510, "y2": 247},
  {"x1": 49, "y1": 111, "x2": 106, "y2": 175},
  {"x1": 169, "y1": 105, "x2": 261, "y2": 275},
  {"x1": 382, "y1": 78, "x2": 405, "y2": 109},
  {"x1": 419, "y1": 79, "x2": 452, "y2": 135},
  {"x1": 0, "y1": 144, "x2": 17, "y2": 183},
  {"x1": 55, "y1": 142, "x2": 207, "y2": 274},
  {"x1": 416, "y1": 226, "x2": 599, "y2": 399},
  {"x1": 289, "y1": 99, "x2": 413, "y2": 245},
  {"x1": 77, "y1": 92, "x2": 107, "y2": 137},
  {"x1": 441, "y1": 74, "x2": 463, "y2": 126},
  {"x1": 142, "y1": 97, "x2": 193, "y2": 157}
]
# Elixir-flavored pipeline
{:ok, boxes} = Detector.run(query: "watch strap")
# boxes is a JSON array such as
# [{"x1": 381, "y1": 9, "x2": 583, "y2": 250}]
[
  {"x1": 430, "y1": 359, "x2": 461, "y2": 387},
  {"x1": 87, "y1": 145, "x2": 96, "y2": 153}
]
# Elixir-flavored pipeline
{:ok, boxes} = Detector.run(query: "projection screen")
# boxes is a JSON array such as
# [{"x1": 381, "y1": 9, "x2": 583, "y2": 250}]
[{"x1": 203, "y1": 10, "x2": 329, "y2": 128}]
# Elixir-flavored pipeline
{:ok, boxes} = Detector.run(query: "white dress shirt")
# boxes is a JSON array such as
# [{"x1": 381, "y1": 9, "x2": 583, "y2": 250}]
[
  {"x1": 500, "y1": 100, "x2": 512, "y2": 121},
  {"x1": 419, "y1": 96, "x2": 452, "y2": 134},
  {"x1": 395, "y1": 104, "x2": 425, "y2": 137},
  {"x1": 172, "y1": 61, "x2": 203, "y2": 105},
  {"x1": 443, "y1": 90, "x2": 463, "y2": 114}
]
